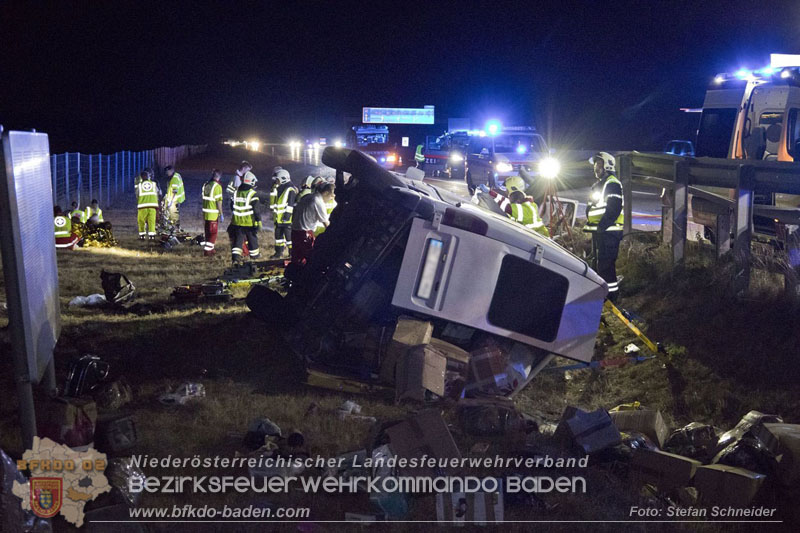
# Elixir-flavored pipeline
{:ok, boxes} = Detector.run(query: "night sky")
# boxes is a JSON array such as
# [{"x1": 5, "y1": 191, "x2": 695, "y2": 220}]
[{"x1": 2, "y1": 1, "x2": 798, "y2": 153}]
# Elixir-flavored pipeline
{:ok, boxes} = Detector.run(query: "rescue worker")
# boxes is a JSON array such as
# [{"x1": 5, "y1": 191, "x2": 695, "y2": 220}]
[
  {"x1": 201, "y1": 169, "x2": 224, "y2": 256},
  {"x1": 270, "y1": 168, "x2": 297, "y2": 258},
  {"x1": 585, "y1": 152, "x2": 624, "y2": 301},
  {"x1": 479, "y1": 177, "x2": 550, "y2": 238},
  {"x1": 164, "y1": 165, "x2": 185, "y2": 227},
  {"x1": 291, "y1": 181, "x2": 335, "y2": 266},
  {"x1": 414, "y1": 144, "x2": 425, "y2": 169},
  {"x1": 296, "y1": 175, "x2": 318, "y2": 201},
  {"x1": 54, "y1": 206, "x2": 79, "y2": 249},
  {"x1": 230, "y1": 172, "x2": 261, "y2": 264},
  {"x1": 267, "y1": 165, "x2": 284, "y2": 212},
  {"x1": 69, "y1": 201, "x2": 87, "y2": 223},
  {"x1": 85, "y1": 199, "x2": 104, "y2": 225},
  {"x1": 226, "y1": 161, "x2": 252, "y2": 199},
  {"x1": 313, "y1": 177, "x2": 337, "y2": 236},
  {"x1": 136, "y1": 170, "x2": 159, "y2": 240}
]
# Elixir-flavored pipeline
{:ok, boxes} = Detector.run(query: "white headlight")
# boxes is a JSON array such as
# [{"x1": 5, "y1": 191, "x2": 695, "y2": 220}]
[
  {"x1": 538, "y1": 157, "x2": 561, "y2": 179},
  {"x1": 495, "y1": 162, "x2": 513, "y2": 173},
  {"x1": 449, "y1": 152, "x2": 464, "y2": 163}
]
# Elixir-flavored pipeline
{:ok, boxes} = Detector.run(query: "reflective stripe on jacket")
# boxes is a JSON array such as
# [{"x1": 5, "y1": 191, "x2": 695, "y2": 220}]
[
  {"x1": 137, "y1": 180, "x2": 159, "y2": 208},
  {"x1": 167, "y1": 173, "x2": 185, "y2": 203},
  {"x1": 232, "y1": 188, "x2": 258, "y2": 227},
  {"x1": 273, "y1": 184, "x2": 297, "y2": 225},
  {"x1": 202, "y1": 181, "x2": 224, "y2": 221},
  {"x1": 585, "y1": 174, "x2": 624, "y2": 231}
]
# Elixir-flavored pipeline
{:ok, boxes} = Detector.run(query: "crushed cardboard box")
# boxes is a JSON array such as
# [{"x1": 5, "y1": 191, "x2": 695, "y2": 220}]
[
  {"x1": 694, "y1": 464, "x2": 766, "y2": 507},
  {"x1": 379, "y1": 316, "x2": 433, "y2": 384},
  {"x1": 751, "y1": 423, "x2": 800, "y2": 486},
  {"x1": 629, "y1": 448, "x2": 701, "y2": 491},
  {"x1": 466, "y1": 343, "x2": 508, "y2": 395},
  {"x1": 430, "y1": 337, "x2": 470, "y2": 365},
  {"x1": 386, "y1": 409, "x2": 461, "y2": 476},
  {"x1": 555, "y1": 407, "x2": 621, "y2": 455},
  {"x1": 395, "y1": 344, "x2": 447, "y2": 403},
  {"x1": 610, "y1": 409, "x2": 670, "y2": 448}
]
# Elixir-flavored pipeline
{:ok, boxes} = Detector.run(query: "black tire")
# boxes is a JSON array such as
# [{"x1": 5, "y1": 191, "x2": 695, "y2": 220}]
[{"x1": 466, "y1": 170, "x2": 476, "y2": 194}]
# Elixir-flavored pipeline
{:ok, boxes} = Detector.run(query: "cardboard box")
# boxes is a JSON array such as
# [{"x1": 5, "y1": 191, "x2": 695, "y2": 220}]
[
  {"x1": 378, "y1": 316, "x2": 433, "y2": 384},
  {"x1": 695, "y1": 464, "x2": 766, "y2": 507},
  {"x1": 386, "y1": 410, "x2": 461, "y2": 476},
  {"x1": 752, "y1": 423, "x2": 800, "y2": 486},
  {"x1": 436, "y1": 484, "x2": 504, "y2": 525},
  {"x1": 466, "y1": 345, "x2": 508, "y2": 394},
  {"x1": 430, "y1": 337, "x2": 470, "y2": 365},
  {"x1": 395, "y1": 344, "x2": 447, "y2": 402},
  {"x1": 610, "y1": 409, "x2": 670, "y2": 448},
  {"x1": 555, "y1": 406, "x2": 621, "y2": 454},
  {"x1": 630, "y1": 449, "x2": 701, "y2": 491}
]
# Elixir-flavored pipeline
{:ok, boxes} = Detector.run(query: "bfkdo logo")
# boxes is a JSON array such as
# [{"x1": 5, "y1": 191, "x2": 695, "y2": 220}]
[{"x1": 30, "y1": 478, "x2": 63, "y2": 518}]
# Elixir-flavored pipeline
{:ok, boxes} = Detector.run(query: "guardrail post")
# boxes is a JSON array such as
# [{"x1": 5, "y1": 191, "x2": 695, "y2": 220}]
[
  {"x1": 661, "y1": 190, "x2": 673, "y2": 246},
  {"x1": 672, "y1": 161, "x2": 689, "y2": 266},
  {"x1": 716, "y1": 209, "x2": 732, "y2": 259},
  {"x1": 619, "y1": 154, "x2": 633, "y2": 235},
  {"x1": 733, "y1": 165, "x2": 754, "y2": 294},
  {"x1": 65, "y1": 153, "x2": 70, "y2": 206}
]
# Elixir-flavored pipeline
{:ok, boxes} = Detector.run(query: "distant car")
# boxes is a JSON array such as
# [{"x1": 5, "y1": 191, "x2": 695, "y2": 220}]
[
  {"x1": 465, "y1": 128, "x2": 549, "y2": 193},
  {"x1": 664, "y1": 140, "x2": 695, "y2": 157}
]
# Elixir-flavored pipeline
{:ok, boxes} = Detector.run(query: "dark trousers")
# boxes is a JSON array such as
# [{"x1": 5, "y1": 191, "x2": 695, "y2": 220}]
[
  {"x1": 230, "y1": 225, "x2": 260, "y2": 261},
  {"x1": 592, "y1": 231, "x2": 622, "y2": 300},
  {"x1": 275, "y1": 224, "x2": 292, "y2": 252}
]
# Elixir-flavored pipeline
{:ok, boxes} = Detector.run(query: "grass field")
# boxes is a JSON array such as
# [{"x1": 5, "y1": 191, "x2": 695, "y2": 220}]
[{"x1": 1, "y1": 147, "x2": 799, "y2": 530}]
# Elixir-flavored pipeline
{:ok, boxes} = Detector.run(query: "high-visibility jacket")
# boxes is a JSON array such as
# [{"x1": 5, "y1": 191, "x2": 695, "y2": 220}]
[
  {"x1": 232, "y1": 187, "x2": 259, "y2": 227},
  {"x1": 167, "y1": 173, "x2": 185, "y2": 204},
  {"x1": 585, "y1": 174, "x2": 624, "y2": 232},
  {"x1": 489, "y1": 190, "x2": 550, "y2": 238},
  {"x1": 272, "y1": 183, "x2": 297, "y2": 225},
  {"x1": 85, "y1": 206, "x2": 103, "y2": 222},
  {"x1": 69, "y1": 209, "x2": 87, "y2": 223},
  {"x1": 296, "y1": 188, "x2": 313, "y2": 202},
  {"x1": 313, "y1": 198, "x2": 337, "y2": 236},
  {"x1": 202, "y1": 180, "x2": 224, "y2": 221},
  {"x1": 136, "y1": 179, "x2": 159, "y2": 208},
  {"x1": 54, "y1": 215, "x2": 72, "y2": 238},
  {"x1": 509, "y1": 201, "x2": 549, "y2": 237},
  {"x1": 269, "y1": 182, "x2": 279, "y2": 210},
  {"x1": 227, "y1": 173, "x2": 242, "y2": 196},
  {"x1": 415, "y1": 145, "x2": 425, "y2": 162}
]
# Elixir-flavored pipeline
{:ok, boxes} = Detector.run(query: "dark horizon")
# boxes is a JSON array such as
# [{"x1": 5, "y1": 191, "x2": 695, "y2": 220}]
[{"x1": 1, "y1": 0, "x2": 798, "y2": 154}]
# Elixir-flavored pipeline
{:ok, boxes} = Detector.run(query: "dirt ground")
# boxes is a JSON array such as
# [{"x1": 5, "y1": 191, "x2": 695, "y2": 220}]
[{"x1": 1, "y1": 146, "x2": 799, "y2": 530}]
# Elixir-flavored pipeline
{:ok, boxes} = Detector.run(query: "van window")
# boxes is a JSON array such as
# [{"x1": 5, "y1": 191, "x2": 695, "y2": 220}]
[
  {"x1": 788, "y1": 109, "x2": 800, "y2": 159},
  {"x1": 695, "y1": 108, "x2": 737, "y2": 158},
  {"x1": 487, "y1": 255, "x2": 568, "y2": 342},
  {"x1": 469, "y1": 137, "x2": 492, "y2": 154}
]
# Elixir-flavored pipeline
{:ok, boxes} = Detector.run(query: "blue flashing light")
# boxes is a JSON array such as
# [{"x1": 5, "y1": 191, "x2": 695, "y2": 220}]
[
  {"x1": 516, "y1": 144, "x2": 527, "y2": 154},
  {"x1": 759, "y1": 66, "x2": 775, "y2": 76},
  {"x1": 380, "y1": 157, "x2": 386, "y2": 163},
  {"x1": 485, "y1": 120, "x2": 502, "y2": 136},
  {"x1": 735, "y1": 68, "x2": 751, "y2": 79}
]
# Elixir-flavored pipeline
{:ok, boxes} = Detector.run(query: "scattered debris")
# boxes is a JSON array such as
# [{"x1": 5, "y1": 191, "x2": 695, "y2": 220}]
[
  {"x1": 629, "y1": 448, "x2": 702, "y2": 491},
  {"x1": 243, "y1": 418, "x2": 282, "y2": 450},
  {"x1": 385, "y1": 410, "x2": 461, "y2": 476},
  {"x1": 609, "y1": 406, "x2": 669, "y2": 448},
  {"x1": 554, "y1": 406, "x2": 622, "y2": 454},
  {"x1": 694, "y1": 464, "x2": 767, "y2": 507},
  {"x1": 100, "y1": 270, "x2": 136, "y2": 305},
  {"x1": 68, "y1": 294, "x2": 107, "y2": 307},
  {"x1": 35, "y1": 396, "x2": 97, "y2": 448},
  {"x1": 157, "y1": 382, "x2": 205, "y2": 406},
  {"x1": 95, "y1": 413, "x2": 138, "y2": 454},
  {"x1": 436, "y1": 480, "x2": 504, "y2": 525},
  {"x1": 64, "y1": 355, "x2": 110, "y2": 397},
  {"x1": 395, "y1": 344, "x2": 446, "y2": 403},
  {"x1": 751, "y1": 423, "x2": 800, "y2": 486},
  {"x1": 663, "y1": 422, "x2": 721, "y2": 461}
]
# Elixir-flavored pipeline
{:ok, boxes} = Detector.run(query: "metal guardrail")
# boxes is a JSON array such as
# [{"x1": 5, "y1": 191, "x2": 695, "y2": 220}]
[
  {"x1": 50, "y1": 144, "x2": 206, "y2": 209},
  {"x1": 617, "y1": 152, "x2": 800, "y2": 295}
]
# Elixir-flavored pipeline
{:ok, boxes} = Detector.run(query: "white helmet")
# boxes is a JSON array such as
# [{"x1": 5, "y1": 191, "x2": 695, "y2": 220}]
[
  {"x1": 589, "y1": 152, "x2": 615, "y2": 172},
  {"x1": 242, "y1": 171, "x2": 258, "y2": 186},
  {"x1": 302, "y1": 175, "x2": 316, "y2": 189},
  {"x1": 274, "y1": 169, "x2": 290, "y2": 184}
]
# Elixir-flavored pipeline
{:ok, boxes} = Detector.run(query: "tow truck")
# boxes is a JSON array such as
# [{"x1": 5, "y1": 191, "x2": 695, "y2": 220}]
[
  {"x1": 691, "y1": 55, "x2": 800, "y2": 242},
  {"x1": 465, "y1": 126, "x2": 550, "y2": 193}
]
